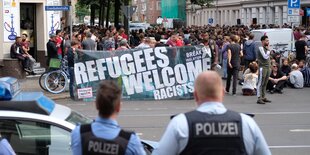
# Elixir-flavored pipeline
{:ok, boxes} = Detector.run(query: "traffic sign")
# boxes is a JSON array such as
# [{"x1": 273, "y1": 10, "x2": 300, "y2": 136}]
[
  {"x1": 45, "y1": 6, "x2": 70, "y2": 11},
  {"x1": 287, "y1": 16, "x2": 300, "y2": 23},
  {"x1": 287, "y1": 0, "x2": 300, "y2": 9},
  {"x1": 121, "y1": 6, "x2": 137, "y2": 19},
  {"x1": 288, "y1": 8, "x2": 299, "y2": 15},
  {"x1": 208, "y1": 18, "x2": 213, "y2": 24}
]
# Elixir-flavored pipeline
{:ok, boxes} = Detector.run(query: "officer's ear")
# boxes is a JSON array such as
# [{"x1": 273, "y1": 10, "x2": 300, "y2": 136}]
[
  {"x1": 115, "y1": 100, "x2": 121, "y2": 113},
  {"x1": 194, "y1": 90, "x2": 198, "y2": 103}
]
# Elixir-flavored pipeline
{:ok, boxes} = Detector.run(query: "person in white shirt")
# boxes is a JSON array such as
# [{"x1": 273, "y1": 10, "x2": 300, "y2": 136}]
[
  {"x1": 152, "y1": 71, "x2": 271, "y2": 155},
  {"x1": 242, "y1": 61, "x2": 258, "y2": 96},
  {"x1": 287, "y1": 63, "x2": 304, "y2": 88}
]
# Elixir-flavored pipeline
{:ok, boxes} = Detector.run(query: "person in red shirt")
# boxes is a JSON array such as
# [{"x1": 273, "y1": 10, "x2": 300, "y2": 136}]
[
  {"x1": 119, "y1": 28, "x2": 128, "y2": 40},
  {"x1": 55, "y1": 30, "x2": 64, "y2": 59},
  {"x1": 166, "y1": 33, "x2": 178, "y2": 47},
  {"x1": 176, "y1": 36, "x2": 184, "y2": 47}
]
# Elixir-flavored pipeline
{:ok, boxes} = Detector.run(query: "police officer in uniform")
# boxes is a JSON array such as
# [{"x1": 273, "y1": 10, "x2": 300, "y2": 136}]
[
  {"x1": 71, "y1": 80, "x2": 146, "y2": 155},
  {"x1": 152, "y1": 71, "x2": 271, "y2": 155}
]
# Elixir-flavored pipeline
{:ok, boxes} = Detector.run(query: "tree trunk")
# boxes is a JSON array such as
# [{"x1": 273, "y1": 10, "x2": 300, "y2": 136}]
[
  {"x1": 106, "y1": 0, "x2": 110, "y2": 28},
  {"x1": 99, "y1": 0, "x2": 105, "y2": 27},
  {"x1": 114, "y1": 0, "x2": 120, "y2": 29},
  {"x1": 90, "y1": 5, "x2": 95, "y2": 26},
  {"x1": 124, "y1": 0, "x2": 129, "y2": 34}
]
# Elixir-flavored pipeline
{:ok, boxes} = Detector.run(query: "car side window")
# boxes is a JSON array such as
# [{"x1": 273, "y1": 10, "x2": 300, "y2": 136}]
[{"x1": 0, "y1": 119, "x2": 71, "y2": 155}]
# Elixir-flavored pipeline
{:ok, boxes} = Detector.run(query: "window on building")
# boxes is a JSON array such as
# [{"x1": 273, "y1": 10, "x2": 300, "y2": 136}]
[{"x1": 156, "y1": 1, "x2": 161, "y2": 11}]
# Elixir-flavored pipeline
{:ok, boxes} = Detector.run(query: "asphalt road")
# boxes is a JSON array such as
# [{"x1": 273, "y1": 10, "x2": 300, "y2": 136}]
[{"x1": 57, "y1": 86, "x2": 310, "y2": 155}]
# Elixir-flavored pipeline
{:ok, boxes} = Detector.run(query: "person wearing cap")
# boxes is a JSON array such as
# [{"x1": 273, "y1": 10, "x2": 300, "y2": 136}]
[{"x1": 46, "y1": 34, "x2": 58, "y2": 66}]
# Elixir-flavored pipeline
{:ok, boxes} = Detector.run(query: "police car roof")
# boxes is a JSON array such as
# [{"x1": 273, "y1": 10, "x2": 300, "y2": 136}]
[{"x1": 0, "y1": 92, "x2": 55, "y2": 115}]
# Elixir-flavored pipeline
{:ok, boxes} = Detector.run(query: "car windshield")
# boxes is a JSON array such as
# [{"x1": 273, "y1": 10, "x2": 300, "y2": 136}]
[{"x1": 65, "y1": 110, "x2": 93, "y2": 125}]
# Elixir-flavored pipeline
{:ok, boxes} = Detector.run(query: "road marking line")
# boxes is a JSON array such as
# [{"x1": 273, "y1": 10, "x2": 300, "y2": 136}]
[
  {"x1": 136, "y1": 133, "x2": 143, "y2": 136},
  {"x1": 290, "y1": 129, "x2": 310, "y2": 132},
  {"x1": 254, "y1": 112, "x2": 310, "y2": 115},
  {"x1": 66, "y1": 103, "x2": 87, "y2": 106},
  {"x1": 269, "y1": 145, "x2": 310, "y2": 148},
  {"x1": 147, "y1": 108, "x2": 168, "y2": 110}
]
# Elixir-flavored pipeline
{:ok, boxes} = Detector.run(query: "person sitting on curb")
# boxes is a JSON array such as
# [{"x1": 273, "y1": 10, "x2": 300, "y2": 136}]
[
  {"x1": 267, "y1": 63, "x2": 287, "y2": 94},
  {"x1": 287, "y1": 63, "x2": 304, "y2": 89},
  {"x1": 10, "y1": 36, "x2": 34, "y2": 73}
]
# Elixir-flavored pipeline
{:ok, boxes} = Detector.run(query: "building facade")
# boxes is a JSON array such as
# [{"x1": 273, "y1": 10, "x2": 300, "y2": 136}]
[
  {"x1": 0, "y1": 0, "x2": 71, "y2": 66},
  {"x1": 161, "y1": 0, "x2": 186, "y2": 21},
  {"x1": 132, "y1": 0, "x2": 161, "y2": 24},
  {"x1": 186, "y1": 0, "x2": 310, "y2": 26}
]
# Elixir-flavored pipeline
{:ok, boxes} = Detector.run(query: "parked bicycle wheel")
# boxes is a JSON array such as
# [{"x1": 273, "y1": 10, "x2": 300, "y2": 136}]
[
  {"x1": 44, "y1": 70, "x2": 68, "y2": 94},
  {"x1": 39, "y1": 71, "x2": 49, "y2": 91}
]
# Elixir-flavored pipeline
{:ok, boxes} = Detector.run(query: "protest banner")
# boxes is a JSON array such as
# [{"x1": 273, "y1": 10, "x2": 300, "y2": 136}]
[{"x1": 74, "y1": 46, "x2": 211, "y2": 100}]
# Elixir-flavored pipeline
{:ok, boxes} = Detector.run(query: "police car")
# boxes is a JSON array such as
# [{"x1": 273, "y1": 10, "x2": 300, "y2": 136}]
[{"x1": 0, "y1": 77, "x2": 155, "y2": 155}]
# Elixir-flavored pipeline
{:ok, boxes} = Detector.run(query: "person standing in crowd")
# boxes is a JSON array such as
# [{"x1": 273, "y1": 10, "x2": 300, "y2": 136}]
[
  {"x1": 82, "y1": 32, "x2": 96, "y2": 50},
  {"x1": 243, "y1": 34, "x2": 256, "y2": 69},
  {"x1": 242, "y1": 62, "x2": 258, "y2": 96},
  {"x1": 256, "y1": 36, "x2": 272, "y2": 104},
  {"x1": 0, "y1": 137, "x2": 16, "y2": 155},
  {"x1": 295, "y1": 34, "x2": 308, "y2": 62},
  {"x1": 136, "y1": 35, "x2": 151, "y2": 49},
  {"x1": 119, "y1": 28, "x2": 128, "y2": 40},
  {"x1": 166, "y1": 32, "x2": 178, "y2": 47},
  {"x1": 205, "y1": 33, "x2": 219, "y2": 70},
  {"x1": 221, "y1": 36, "x2": 230, "y2": 79},
  {"x1": 152, "y1": 71, "x2": 271, "y2": 155},
  {"x1": 116, "y1": 39, "x2": 130, "y2": 50},
  {"x1": 71, "y1": 80, "x2": 146, "y2": 155},
  {"x1": 226, "y1": 35, "x2": 243, "y2": 96},
  {"x1": 287, "y1": 63, "x2": 304, "y2": 89},
  {"x1": 293, "y1": 27, "x2": 302, "y2": 41},
  {"x1": 267, "y1": 63, "x2": 287, "y2": 94},
  {"x1": 103, "y1": 31, "x2": 116, "y2": 51},
  {"x1": 154, "y1": 34, "x2": 167, "y2": 47},
  {"x1": 55, "y1": 30, "x2": 64, "y2": 59},
  {"x1": 67, "y1": 40, "x2": 80, "y2": 99},
  {"x1": 10, "y1": 37, "x2": 32, "y2": 73},
  {"x1": 46, "y1": 34, "x2": 58, "y2": 66}
]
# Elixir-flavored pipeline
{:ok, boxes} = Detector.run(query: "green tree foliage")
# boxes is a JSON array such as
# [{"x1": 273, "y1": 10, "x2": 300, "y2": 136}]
[
  {"x1": 190, "y1": 0, "x2": 214, "y2": 7},
  {"x1": 75, "y1": 1, "x2": 90, "y2": 21}
]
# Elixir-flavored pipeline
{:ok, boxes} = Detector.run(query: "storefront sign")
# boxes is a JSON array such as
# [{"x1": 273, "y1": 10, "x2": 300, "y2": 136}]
[
  {"x1": 3, "y1": 0, "x2": 20, "y2": 42},
  {"x1": 46, "y1": 0, "x2": 61, "y2": 35}
]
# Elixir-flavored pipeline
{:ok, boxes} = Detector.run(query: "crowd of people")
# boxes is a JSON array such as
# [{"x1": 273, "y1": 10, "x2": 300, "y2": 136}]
[
  {"x1": 40, "y1": 23, "x2": 310, "y2": 100},
  {"x1": 5, "y1": 21, "x2": 310, "y2": 155}
]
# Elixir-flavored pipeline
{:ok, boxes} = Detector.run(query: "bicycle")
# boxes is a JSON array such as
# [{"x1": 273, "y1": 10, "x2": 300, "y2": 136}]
[{"x1": 39, "y1": 58, "x2": 69, "y2": 94}]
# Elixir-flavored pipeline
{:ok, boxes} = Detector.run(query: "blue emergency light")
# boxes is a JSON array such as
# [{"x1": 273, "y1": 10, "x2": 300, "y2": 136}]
[{"x1": 0, "y1": 77, "x2": 55, "y2": 115}]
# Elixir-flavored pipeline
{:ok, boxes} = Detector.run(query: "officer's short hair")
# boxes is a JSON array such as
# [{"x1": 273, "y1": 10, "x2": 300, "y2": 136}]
[{"x1": 96, "y1": 80, "x2": 121, "y2": 118}]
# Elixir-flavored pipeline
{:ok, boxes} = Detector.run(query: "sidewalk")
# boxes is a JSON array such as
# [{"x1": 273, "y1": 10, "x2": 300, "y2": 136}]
[{"x1": 19, "y1": 76, "x2": 70, "y2": 100}]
